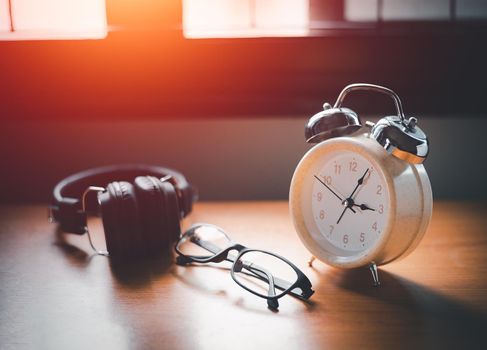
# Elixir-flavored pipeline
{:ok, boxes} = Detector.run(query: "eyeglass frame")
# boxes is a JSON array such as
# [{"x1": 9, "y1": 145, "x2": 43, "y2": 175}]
[{"x1": 174, "y1": 223, "x2": 314, "y2": 310}]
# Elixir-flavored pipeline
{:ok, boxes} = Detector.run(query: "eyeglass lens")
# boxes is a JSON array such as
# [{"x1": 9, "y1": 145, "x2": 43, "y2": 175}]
[
  {"x1": 233, "y1": 250, "x2": 298, "y2": 298},
  {"x1": 177, "y1": 224, "x2": 232, "y2": 257}
]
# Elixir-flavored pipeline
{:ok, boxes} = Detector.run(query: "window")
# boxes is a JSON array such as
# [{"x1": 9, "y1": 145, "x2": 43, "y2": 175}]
[
  {"x1": 183, "y1": 0, "x2": 310, "y2": 38},
  {"x1": 457, "y1": 0, "x2": 487, "y2": 19},
  {"x1": 345, "y1": 0, "x2": 487, "y2": 22},
  {"x1": 0, "y1": 0, "x2": 107, "y2": 40},
  {"x1": 381, "y1": 0, "x2": 450, "y2": 21},
  {"x1": 183, "y1": 0, "x2": 487, "y2": 39}
]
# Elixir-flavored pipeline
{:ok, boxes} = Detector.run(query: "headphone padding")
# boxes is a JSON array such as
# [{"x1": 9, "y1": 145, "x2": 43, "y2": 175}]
[
  {"x1": 99, "y1": 181, "x2": 140, "y2": 260},
  {"x1": 157, "y1": 180, "x2": 181, "y2": 244},
  {"x1": 134, "y1": 176, "x2": 167, "y2": 256},
  {"x1": 98, "y1": 188, "x2": 121, "y2": 257}
]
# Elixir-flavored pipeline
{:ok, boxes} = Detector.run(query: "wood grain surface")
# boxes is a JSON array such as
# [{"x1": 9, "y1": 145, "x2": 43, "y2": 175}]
[{"x1": 1, "y1": 201, "x2": 487, "y2": 350}]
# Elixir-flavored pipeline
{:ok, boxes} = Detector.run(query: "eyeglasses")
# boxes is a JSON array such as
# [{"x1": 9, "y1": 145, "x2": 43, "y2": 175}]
[{"x1": 175, "y1": 223, "x2": 314, "y2": 310}]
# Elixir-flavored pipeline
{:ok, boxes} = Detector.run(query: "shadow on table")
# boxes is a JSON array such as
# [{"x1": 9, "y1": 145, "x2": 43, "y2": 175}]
[
  {"x1": 53, "y1": 227, "x2": 90, "y2": 266},
  {"x1": 54, "y1": 227, "x2": 173, "y2": 288},
  {"x1": 328, "y1": 268, "x2": 487, "y2": 348},
  {"x1": 108, "y1": 250, "x2": 173, "y2": 288}
]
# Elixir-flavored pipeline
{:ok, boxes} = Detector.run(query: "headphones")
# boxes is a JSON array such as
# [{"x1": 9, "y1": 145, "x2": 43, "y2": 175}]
[{"x1": 49, "y1": 164, "x2": 196, "y2": 261}]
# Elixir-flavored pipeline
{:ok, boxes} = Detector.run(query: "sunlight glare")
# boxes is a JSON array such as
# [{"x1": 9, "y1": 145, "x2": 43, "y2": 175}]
[{"x1": 0, "y1": 0, "x2": 107, "y2": 40}]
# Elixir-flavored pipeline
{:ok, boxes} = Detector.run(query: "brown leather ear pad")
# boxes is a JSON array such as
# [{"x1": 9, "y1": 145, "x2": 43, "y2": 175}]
[
  {"x1": 99, "y1": 181, "x2": 141, "y2": 260},
  {"x1": 134, "y1": 176, "x2": 181, "y2": 256}
]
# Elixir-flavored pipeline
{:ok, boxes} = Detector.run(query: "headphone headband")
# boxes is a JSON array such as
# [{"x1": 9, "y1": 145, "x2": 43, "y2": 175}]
[{"x1": 50, "y1": 164, "x2": 195, "y2": 234}]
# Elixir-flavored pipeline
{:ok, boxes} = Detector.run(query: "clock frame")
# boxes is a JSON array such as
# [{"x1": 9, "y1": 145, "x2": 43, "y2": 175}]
[{"x1": 290, "y1": 134, "x2": 432, "y2": 269}]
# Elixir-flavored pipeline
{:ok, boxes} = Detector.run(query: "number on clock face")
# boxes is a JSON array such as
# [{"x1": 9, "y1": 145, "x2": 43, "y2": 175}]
[{"x1": 311, "y1": 151, "x2": 388, "y2": 252}]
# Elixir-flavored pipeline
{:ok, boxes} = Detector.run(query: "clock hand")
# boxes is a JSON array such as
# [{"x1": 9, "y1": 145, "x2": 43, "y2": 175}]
[
  {"x1": 336, "y1": 198, "x2": 356, "y2": 224},
  {"x1": 314, "y1": 174, "x2": 356, "y2": 225},
  {"x1": 336, "y1": 207, "x2": 347, "y2": 225},
  {"x1": 353, "y1": 203, "x2": 376, "y2": 211},
  {"x1": 313, "y1": 175, "x2": 343, "y2": 202},
  {"x1": 336, "y1": 169, "x2": 369, "y2": 224},
  {"x1": 349, "y1": 168, "x2": 369, "y2": 200}
]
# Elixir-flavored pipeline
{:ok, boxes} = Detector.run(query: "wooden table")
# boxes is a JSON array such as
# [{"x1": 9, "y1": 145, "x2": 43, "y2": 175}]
[{"x1": 1, "y1": 201, "x2": 487, "y2": 349}]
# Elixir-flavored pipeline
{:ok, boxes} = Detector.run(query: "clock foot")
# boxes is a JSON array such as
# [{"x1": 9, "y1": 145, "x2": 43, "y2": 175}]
[
  {"x1": 307, "y1": 256, "x2": 316, "y2": 267},
  {"x1": 368, "y1": 262, "x2": 380, "y2": 287}
]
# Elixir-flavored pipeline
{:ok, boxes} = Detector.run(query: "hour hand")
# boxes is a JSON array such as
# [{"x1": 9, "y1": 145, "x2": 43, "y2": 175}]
[{"x1": 353, "y1": 203, "x2": 375, "y2": 211}]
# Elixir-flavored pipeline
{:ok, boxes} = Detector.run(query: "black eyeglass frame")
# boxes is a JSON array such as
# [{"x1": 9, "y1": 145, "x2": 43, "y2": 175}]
[{"x1": 174, "y1": 224, "x2": 314, "y2": 309}]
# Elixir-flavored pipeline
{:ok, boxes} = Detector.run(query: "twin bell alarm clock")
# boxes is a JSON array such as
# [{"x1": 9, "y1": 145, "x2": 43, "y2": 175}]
[{"x1": 289, "y1": 83, "x2": 432, "y2": 285}]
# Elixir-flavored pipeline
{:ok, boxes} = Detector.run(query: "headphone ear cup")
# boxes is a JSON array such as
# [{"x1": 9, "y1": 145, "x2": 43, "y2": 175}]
[
  {"x1": 135, "y1": 176, "x2": 181, "y2": 254},
  {"x1": 134, "y1": 176, "x2": 168, "y2": 256},
  {"x1": 157, "y1": 179, "x2": 182, "y2": 244},
  {"x1": 99, "y1": 181, "x2": 140, "y2": 260}
]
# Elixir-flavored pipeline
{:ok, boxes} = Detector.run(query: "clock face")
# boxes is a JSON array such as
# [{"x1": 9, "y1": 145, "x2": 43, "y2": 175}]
[{"x1": 304, "y1": 149, "x2": 390, "y2": 255}]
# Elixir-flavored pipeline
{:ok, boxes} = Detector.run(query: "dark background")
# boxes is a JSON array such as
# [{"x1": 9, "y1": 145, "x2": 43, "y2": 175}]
[{"x1": 1, "y1": 0, "x2": 486, "y2": 202}]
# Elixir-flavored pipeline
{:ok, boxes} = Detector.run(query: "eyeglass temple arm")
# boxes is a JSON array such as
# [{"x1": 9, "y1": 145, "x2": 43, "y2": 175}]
[
  {"x1": 189, "y1": 237, "x2": 311, "y2": 299},
  {"x1": 240, "y1": 263, "x2": 279, "y2": 309},
  {"x1": 190, "y1": 237, "x2": 230, "y2": 259}
]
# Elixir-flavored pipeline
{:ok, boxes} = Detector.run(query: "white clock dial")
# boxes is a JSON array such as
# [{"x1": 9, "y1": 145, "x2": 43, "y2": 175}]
[
  {"x1": 290, "y1": 135, "x2": 432, "y2": 269},
  {"x1": 306, "y1": 150, "x2": 390, "y2": 254}
]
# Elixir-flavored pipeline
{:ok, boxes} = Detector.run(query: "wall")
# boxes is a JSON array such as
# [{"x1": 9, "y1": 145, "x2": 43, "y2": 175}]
[{"x1": 1, "y1": 115, "x2": 485, "y2": 203}]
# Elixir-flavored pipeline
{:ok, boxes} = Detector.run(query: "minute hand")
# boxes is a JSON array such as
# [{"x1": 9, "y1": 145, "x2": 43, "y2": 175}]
[
  {"x1": 335, "y1": 168, "x2": 369, "y2": 225},
  {"x1": 313, "y1": 175, "x2": 343, "y2": 202},
  {"x1": 349, "y1": 168, "x2": 369, "y2": 199}
]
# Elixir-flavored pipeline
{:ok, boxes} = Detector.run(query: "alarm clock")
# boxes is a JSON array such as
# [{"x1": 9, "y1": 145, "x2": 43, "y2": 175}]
[{"x1": 289, "y1": 83, "x2": 432, "y2": 285}]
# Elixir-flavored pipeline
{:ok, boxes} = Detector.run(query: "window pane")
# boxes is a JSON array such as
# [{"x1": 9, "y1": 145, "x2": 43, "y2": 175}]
[
  {"x1": 0, "y1": 0, "x2": 107, "y2": 40},
  {"x1": 183, "y1": 0, "x2": 309, "y2": 38},
  {"x1": 345, "y1": 0, "x2": 378, "y2": 22},
  {"x1": 254, "y1": 0, "x2": 309, "y2": 30},
  {"x1": 383, "y1": 0, "x2": 450, "y2": 21},
  {"x1": 183, "y1": 0, "x2": 251, "y2": 37},
  {"x1": 457, "y1": 0, "x2": 487, "y2": 19}
]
